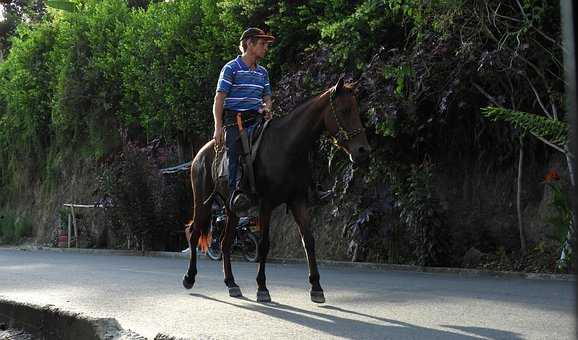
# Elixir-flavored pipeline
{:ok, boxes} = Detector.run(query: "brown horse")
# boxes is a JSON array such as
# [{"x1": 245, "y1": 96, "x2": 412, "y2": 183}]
[{"x1": 182, "y1": 77, "x2": 371, "y2": 303}]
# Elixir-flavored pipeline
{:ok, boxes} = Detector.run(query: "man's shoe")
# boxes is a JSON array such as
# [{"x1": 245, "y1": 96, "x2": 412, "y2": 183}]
[{"x1": 230, "y1": 190, "x2": 252, "y2": 217}]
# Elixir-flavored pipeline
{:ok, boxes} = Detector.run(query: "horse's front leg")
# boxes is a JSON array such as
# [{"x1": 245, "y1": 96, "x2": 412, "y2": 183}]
[
  {"x1": 222, "y1": 212, "x2": 242, "y2": 297},
  {"x1": 256, "y1": 203, "x2": 272, "y2": 302},
  {"x1": 289, "y1": 198, "x2": 325, "y2": 303}
]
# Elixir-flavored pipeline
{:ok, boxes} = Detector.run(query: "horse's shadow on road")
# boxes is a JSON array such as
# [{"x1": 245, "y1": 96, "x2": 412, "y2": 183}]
[{"x1": 189, "y1": 293, "x2": 523, "y2": 340}]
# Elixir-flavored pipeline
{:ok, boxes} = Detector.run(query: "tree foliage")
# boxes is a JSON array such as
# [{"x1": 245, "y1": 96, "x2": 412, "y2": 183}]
[
  {"x1": 98, "y1": 143, "x2": 184, "y2": 250},
  {"x1": 0, "y1": 0, "x2": 47, "y2": 54},
  {"x1": 0, "y1": 0, "x2": 570, "y2": 267},
  {"x1": 482, "y1": 107, "x2": 568, "y2": 148},
  {"x1": 0, "y1": 0, "x2": 239, "y2": 198},
  {"x1": 0, "y1": 22, "x2": 55, "y2": 192}
]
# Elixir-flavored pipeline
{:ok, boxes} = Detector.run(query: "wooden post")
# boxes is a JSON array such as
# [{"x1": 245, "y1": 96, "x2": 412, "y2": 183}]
[
  {"x1": 71, "y1": 206, "x2": 78, "y2": 248},
  {"x1": 517, "y1": 136, "x2": 527, "y2": 255},
  {"x1": 67, "y1": 213, "x2": 71, "y2": 248}
]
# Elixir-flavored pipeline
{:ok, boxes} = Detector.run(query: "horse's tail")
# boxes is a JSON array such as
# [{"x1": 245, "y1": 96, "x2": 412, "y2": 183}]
[
  {"x1": 197, "y1": 221, "x2": 211, "y2": 253},
  {"x1": 188, "y1": 138, "x2": 217, "y2": 254},
  {"x1": 184, "y1": 219, "x2": 211, "y2": 254}
]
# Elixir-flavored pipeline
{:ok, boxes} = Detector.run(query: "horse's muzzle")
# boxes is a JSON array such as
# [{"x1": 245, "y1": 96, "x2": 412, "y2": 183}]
[{"x1": 349, "y1": 145, "x2": 371, "y2": 166}]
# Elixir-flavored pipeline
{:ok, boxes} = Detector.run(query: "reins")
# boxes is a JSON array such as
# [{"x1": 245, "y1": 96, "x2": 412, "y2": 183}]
[{"x1": 327, "y1": 89, "x2": 364, "y2": 147}]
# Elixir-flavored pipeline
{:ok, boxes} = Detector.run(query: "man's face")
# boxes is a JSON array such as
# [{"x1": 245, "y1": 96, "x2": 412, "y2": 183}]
[{"x1": 248, "y1": 38, "x2": 270, "y2": 59}]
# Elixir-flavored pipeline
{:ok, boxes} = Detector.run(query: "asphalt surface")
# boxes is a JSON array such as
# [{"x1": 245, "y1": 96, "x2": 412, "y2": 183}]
[{"x1": 0, "y1": 248, "x2": 575, "y2": 340}]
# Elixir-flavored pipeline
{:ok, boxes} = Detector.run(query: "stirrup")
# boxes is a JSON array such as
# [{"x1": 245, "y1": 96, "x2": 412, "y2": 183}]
[{"x1": 229, "y1": 190, "x2": 252, "y2": 217}]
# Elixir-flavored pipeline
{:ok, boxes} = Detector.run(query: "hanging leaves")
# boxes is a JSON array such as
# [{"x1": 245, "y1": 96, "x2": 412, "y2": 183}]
[{"x1": 481, "y1": 107, "x2": 568, "y2": 148}]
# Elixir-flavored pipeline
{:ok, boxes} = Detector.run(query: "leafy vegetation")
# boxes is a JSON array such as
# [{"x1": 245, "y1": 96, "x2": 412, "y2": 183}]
[
  {"x1": 482, "y1": 107, "x2": 568, "y2": 148},
  {"x1": 0, "y1": 210, "x2": 33, "y2": 244},
  {"x1": 392, "y1": 161, "x2": 451, "y2": 267},
  {"x1": 97, "y1": 143, "x2": 189, "y2": 250},
  {"x1": 0, "y1": 0, "x2": 572, "y2": 271}
]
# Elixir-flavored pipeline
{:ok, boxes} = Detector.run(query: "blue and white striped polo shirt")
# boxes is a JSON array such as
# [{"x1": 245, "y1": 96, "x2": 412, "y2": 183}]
[{"x1": 216, "y1": 56, "x2": 272, "y2": 112}]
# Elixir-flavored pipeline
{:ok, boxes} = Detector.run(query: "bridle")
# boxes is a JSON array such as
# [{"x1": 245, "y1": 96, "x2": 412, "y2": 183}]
[{"x1": 328, "y1": 89, "x2": 365, "y2": 147}]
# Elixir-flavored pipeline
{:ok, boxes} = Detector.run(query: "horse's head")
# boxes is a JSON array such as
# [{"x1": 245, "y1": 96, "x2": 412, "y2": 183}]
[{"x1": 323, "y1": 77, "x2": 371, "y2": 165}]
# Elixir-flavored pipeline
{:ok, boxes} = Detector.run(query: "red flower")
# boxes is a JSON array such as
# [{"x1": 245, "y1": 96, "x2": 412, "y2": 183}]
[{"x1": 544, "y1": 169, "x2": 560, "y2": 183}]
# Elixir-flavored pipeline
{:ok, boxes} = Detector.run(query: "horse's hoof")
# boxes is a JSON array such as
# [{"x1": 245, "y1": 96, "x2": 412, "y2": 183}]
[
  {"x1": 310, "y1": 290, "x2": 325, "y2": 304},
  {"x1": 182, "y1": 274, "x2": 195, "y2": 289},
  {"x1": 256, "y1": 290, "x2": 271, "y2": 303},
  {"x1": 228, "y1": 286, "x2": 243, "y2": 298}
]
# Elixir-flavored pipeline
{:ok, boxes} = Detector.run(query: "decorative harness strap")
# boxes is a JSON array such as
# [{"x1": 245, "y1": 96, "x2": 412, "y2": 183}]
[{"x1": 328, "y1": 89, "x2": 364, "y2": 147}]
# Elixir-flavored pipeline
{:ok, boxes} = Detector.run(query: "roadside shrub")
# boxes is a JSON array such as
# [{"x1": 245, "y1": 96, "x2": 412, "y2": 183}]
[
  {"x1": 0, "y1": 211, "x2": 34, "y2": 244},
  {"x1": 0, "y1": 22, "x2": 57, "y2": 201},
  {"x1": 119, "y1": 0, "x2": 235, "y2": 141},
  {"x1": 50, "y1": 0, "x2": 129, "y2": 158},
  {"x1": 98, "y1": 144, "x2": 184, "y2": 250},
  {"x1": 398, "y1": 162, "x2": 452, "y2": 266}
]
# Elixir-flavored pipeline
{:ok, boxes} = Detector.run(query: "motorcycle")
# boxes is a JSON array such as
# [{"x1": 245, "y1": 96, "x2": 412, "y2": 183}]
[{"x1": 206, "y1": 207, "x2": 260, "y2": 262}]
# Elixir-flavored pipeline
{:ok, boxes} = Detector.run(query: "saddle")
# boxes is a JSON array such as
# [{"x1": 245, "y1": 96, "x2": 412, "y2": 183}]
[{"x1": 213, "y1": 118, "x2": 271, "y2": 192}]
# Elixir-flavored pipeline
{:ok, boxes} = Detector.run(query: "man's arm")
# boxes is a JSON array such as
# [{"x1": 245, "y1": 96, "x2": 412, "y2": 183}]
[
  {"x1": 263, "y1": 95, "x2": 272, "y2": 120},
  {"x1": 214, "y1": 61, "x2": 234, "y2": 146},
  {"x1": 213, "y1": 91, "x2": 226, "y2": 145}
]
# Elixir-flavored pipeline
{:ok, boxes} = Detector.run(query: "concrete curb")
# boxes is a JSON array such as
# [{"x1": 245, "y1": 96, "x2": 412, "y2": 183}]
[
  {"x1": 0, "y1": 297, "x2": 136, "y2": 340},
  {"x1": 4, "y1": 246, "x2": 575, "y2": 281},
  {"x1": 0, "y1": 296, "x2": 186, "y2": 340},
  {"x1": 0, "y1": 296, "x2": 193, "y2": 340}
]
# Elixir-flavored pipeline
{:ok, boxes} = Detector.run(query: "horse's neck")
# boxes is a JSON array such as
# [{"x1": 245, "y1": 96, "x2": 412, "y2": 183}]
[{"x1": 280, "y1": 92, "x2": 328, "y2": 151}]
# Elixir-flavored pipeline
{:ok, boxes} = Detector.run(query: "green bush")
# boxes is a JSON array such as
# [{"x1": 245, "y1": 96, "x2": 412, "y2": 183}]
[
  {"x1": 49, "y1": 0, "x2": 130, "y2": 158},
  {"x1": 0, "y1": 0, "x2": 567, "y2": 267},
  {"x1": 0, "y1": 211, "x2": 34, "y2": 244},
  {"x1": 391, "y1": 161, "x2": 452, "y2": 266},
  {"x1": 0, "y1": 0, "x2": 236, "y2": 202},
  {"x1": 98, "y1": 144, "x2": 185, "y2": 250},
  {"x1": 119, "y1": 0, "x2": 232, "y2": 138},
  {"x1": 0, "y1": 22, "x2": 57, "y2": 200}
]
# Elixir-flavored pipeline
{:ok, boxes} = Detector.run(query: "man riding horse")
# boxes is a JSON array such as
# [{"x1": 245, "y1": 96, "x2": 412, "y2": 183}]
[
  {"x1": 183, "y1": 27, "x2": 371, "y2": 303},
  {"x1": 213, "y1": 28, "x2": 275, "y2": 214}
]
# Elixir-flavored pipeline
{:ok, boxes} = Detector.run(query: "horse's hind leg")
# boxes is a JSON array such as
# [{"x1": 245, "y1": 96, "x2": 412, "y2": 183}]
[
  {"x1": 183, "y1": 148, "x2": 214, "y2": 289},
  {"x1": 183, "y1": 202, "x2": 211, "y2": 289},
  {"x1": 222, "y1": 211, "x2": 242, "y2": 297},
  {"x1": 289, "y1": 198, "x2": 325, "y2": 303}
]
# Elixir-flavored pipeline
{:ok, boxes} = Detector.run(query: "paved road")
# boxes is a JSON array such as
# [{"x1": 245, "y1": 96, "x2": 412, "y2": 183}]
[{"x1": 0, "y1": 248, "x2": 575, "y2": 339}]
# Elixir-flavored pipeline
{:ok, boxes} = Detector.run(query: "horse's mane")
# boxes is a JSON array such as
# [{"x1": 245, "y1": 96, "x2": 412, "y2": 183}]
[
  {"x1": 279, "y1": 84, "x2": 354, "y2": 120},
  {"x1": 287, "y1": 95, "x2": 321, "y2": 117}
]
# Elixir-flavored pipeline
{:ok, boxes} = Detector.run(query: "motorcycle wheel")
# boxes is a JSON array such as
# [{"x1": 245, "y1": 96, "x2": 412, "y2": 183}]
[
  {"x1": 241, "y1": 232, "x2": 259, "y2": 263},
  {"x1": 206, "y1": 237, "x2": 222, "y2": 261}
]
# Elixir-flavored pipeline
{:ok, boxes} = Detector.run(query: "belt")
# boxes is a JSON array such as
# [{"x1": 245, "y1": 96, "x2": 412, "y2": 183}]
[
  {"x1": 223, "y1": 110, "x2": 259, "y2": 128},
  {"x1": 224, "y1": 109, "x2": 259, "y2": 115}
]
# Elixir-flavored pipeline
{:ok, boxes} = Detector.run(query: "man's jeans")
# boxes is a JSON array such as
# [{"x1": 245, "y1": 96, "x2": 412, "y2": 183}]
[{"x1": 225, "y1": 123, "x2": 256, "y2": 194}]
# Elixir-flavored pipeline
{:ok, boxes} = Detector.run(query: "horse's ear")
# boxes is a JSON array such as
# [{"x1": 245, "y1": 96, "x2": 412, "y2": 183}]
[
  {"x1": 349, "y1": 79, "x2": 361, "y2": 92},
  {"x1": 335, "y1": 76, "x2": 345, "y2": 94}
]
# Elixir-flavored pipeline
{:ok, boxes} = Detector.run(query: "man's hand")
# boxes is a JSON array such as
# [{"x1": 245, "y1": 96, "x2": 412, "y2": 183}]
[
  {"x1": 213, "y1": 92, "x2": 226, "y2": 147},
  {"x1": 261, "y1": 103, "x2": 272, "y2": 120},
  {"x1": 213, "y1": 127, "x2": 224, "y2": 147},
  {"x1": 264, "y1": 108, "x2": 272, "y2": 120},
  {"x1": 263, "y1": 96, "x2": 273, "y2": 120}
]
